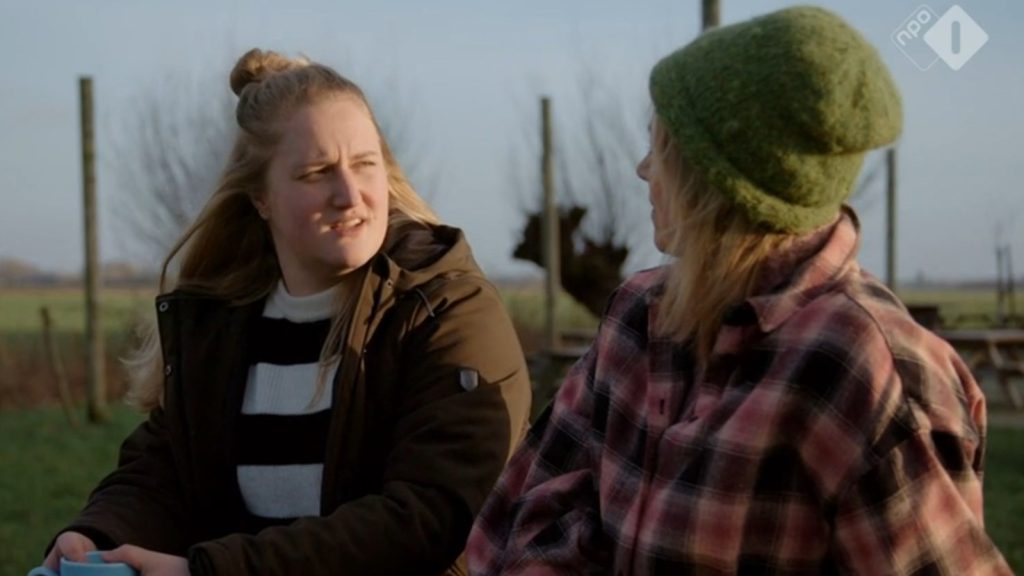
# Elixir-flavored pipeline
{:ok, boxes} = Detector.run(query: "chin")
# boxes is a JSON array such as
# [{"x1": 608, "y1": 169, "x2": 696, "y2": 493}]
[
  {"x1": 324, "y1": 229, "x2": 387, "y2": 272},
  {"x1": 333, "y1": 254, "x2": 374, "y2": 273},
  {"x1": 330, "y1": 242, "x2": 382, "y2": 271}
]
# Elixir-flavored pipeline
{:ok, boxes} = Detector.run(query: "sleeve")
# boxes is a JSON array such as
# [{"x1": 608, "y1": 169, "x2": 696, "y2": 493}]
[
  {"x1": 466, "y1": 332, "x2": 610, "y2": 575},
  {"x1": 58, "y1": 406, "x2": 193, "y2": 555},
  {"x1": 833, "y1": 432, "x2": 1013, "y2": 575},
  {"x1": 816, "y1": 313, "x2": 1014, "y2": 574},
  {"x1": 188, "y1": 276, "x2": 533, "y2": 576}
]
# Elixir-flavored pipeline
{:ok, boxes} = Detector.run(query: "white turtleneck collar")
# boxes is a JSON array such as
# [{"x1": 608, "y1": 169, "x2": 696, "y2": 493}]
[{"x1": 262, "y1": 280, "x2": 336, "y2": 322}]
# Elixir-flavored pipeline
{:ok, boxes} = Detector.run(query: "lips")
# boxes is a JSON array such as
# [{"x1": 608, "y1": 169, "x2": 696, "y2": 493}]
[
  {"x1": 326, "y1": 217, "x2": 366, "y2": 237},
  {"x1": 331, "y1": 218, "x2": 363, "y2": 230}
]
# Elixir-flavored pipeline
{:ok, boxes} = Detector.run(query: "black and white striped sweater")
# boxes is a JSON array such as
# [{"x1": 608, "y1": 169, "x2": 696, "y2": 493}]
[{"x1": 236, "y1": 282, "x2": 338, "y2": 528}]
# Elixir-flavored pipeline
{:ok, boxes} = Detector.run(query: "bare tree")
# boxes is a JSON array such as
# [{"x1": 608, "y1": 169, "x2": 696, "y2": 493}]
[
  {"x1": 510, "y1": 2, "x2": 928, "y2": 323},
  {"x1": 512, "y1": 68, "x2": 653, "y2": 318},
  {"x1": 366, "y1": 73, "x2": 441, "y2": 201},
  {"x1": 512, "y1": 3, "x2": 728, "y2": 318},
  {"x1": 109, "y1": 77, "x2": 234, "y2": 263}
]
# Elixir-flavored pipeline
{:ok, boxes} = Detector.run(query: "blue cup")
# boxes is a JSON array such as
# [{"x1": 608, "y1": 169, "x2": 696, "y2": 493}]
[{"x1": 27, "y1": 551, "x2": 137, "y2": 576}]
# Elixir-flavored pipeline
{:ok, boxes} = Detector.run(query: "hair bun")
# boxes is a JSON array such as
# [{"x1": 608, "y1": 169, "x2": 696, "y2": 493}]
[{"x1": 229, "y1": 48, "x2": 309, "y2": 97}]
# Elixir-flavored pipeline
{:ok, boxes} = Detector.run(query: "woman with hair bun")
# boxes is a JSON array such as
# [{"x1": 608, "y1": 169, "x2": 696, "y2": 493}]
[{"x1": 40, "y1": 48, "x2": 531, "y2": 576}]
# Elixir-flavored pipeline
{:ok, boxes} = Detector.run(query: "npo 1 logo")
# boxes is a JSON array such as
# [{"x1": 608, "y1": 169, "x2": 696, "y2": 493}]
[{"x1": 892, "y1": 4, "x2": 988, "y2": 71}]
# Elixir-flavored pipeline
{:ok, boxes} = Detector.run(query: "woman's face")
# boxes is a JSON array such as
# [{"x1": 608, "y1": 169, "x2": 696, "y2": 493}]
[
  {"x1": 258, "y1": 96, "x2": 390, "y2": 296},
  {"x1": 636, "y1": 120, "x2": 674, "y2": 253}
]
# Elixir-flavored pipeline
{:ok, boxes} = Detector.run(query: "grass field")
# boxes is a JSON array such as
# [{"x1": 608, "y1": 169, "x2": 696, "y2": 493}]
[
  {"x1": 0, "y1": 285, "x2": 1016, "y2": 336},
  {"x1": 899, "y1": 288, "x2": 1024, "y2": 328},
  {"x1": 0, "y1": 285, "x2": 1018, "y2": 335},
  {"x1": 0, "y1": 407, "x2": 143, "y2": 576},
  {"x1": 0, "y1": 285, "x2": 598, "y2": 340},
  {"x1": 0, "y1": 286, "x2": 599, "y2": 408},
  {"x1": 0, "y1": 288, "x2": 154, "y2": 338},
  {"x1": 3, "y1": 284, "x2": 1023, "y2": 408},
  {"x1": 0, "y1": 406, "x2": 1020, "y2": 575},
  {"x1": 985, "y1": 422, "x2": 1024, "y2": 571}
]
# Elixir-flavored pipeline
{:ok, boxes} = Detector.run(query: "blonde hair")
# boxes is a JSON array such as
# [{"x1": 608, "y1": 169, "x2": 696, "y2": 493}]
[
  {"x1": 126, "y1": 49, "x2": 439, "y2": 411},
  {"x1": 652, "y1": 118, "x2": 798, "y2": 368}
]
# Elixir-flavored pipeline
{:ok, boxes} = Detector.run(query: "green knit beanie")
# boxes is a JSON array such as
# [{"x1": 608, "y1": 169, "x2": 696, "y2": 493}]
[{"x1": 650, "y1": 6, "x2": 903, "y2": 233}]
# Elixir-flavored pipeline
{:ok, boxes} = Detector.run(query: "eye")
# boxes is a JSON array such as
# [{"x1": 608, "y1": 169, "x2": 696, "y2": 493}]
[
  {"x1": 353, "y1": 159, "x2": 377, "y2": 169},
  {"x1": 299, "y1": 166, "x2": 331, "y2": 181}
]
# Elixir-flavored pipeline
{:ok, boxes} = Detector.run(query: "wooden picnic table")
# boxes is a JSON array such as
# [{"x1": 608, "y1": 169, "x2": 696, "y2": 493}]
[{"x1": 939, "y1": 329, "x2": 1024, "y2": 410}]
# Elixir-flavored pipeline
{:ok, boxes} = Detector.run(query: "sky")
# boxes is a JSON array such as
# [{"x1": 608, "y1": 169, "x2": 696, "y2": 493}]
[{"x1": 1, "y1": 0, "x2": 1022, "y2": 283}]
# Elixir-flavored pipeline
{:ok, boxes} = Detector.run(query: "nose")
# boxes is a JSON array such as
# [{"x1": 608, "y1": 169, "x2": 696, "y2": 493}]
[
  {"x1": 329, "y1": 170, "x2": 361, "y2": 208},
  {"x1": 636, "y1": 153, "x2": 650, "y2": 182}
]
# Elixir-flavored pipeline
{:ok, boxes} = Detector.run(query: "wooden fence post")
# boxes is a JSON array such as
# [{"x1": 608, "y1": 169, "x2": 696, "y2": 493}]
[
  {"x1": 541, "y1": 97, "x2": 560, "y2": 353},
  {"x1": 80, "y1": 76, "x2": 108, "y2": 423},
  {"x1": 702, "y1": 0, "x2": 721, "y2": 31},
  {"x1": 886, "y1": 147, "x2": 898, "y2": 290},
  {"x1": 40, "y1": 307, "x2": 79, "y2": 428}
]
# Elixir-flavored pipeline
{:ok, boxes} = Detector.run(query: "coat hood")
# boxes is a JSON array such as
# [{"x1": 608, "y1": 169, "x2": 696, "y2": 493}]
[{"x1": 376, "y1": 223, "x2": 484, "y2": 294}]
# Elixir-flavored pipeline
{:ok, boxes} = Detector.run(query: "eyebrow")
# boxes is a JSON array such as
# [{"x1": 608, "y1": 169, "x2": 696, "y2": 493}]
[
  {"x1": 295, "y1": 150, "x2": 380, "y2": 167},
  {"x1": 351, "y1": 150, "x2": 381, "y2": 161}
]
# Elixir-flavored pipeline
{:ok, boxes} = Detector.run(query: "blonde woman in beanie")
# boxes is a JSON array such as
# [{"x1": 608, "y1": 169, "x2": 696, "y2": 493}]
[
  {"x1": 38, "y1": 49, "x2": 531, "y2": 576},
  {"x1": 468, "y1": 6, "x2": 1011, "y2": 574}
]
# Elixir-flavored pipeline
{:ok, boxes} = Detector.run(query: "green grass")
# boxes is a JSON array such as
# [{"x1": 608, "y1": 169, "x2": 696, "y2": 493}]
[
  {"x1": 0, "y1": 286, "x2": 1015, "y2": 338},
  {"x1": 0, "y1": 286, "x2": 598, "y2": 339},
  {"x1": 899, "y1": 288, "x2": 1024, "y2": 328},
  {"x1": 0, "y1": 288, "x2": 153, "y2": 338},
  {"x1": 983, "y1": 426, "x2": 1024, "y2": 571},
  {"x1": 0, "y1": 407, "x2": 1020, "y2": 575},
  {"x1": 498, "y1": 287, "x2": 599, "y2": 333},
  {"x1": 0, "y1": 288, "x2": 155, "y2": 409},
  {"x1": 0, "y1": 285, "x2": 1006, "y2": 346},
  {"x1": 0, "y1": 407, "x2": 144, "y2": 576}
]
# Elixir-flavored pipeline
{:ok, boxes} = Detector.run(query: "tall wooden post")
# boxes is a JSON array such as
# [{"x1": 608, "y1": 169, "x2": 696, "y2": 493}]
[
  {"x1": 886, "y1": 147, "x2": 897, "y2": 290},
  {"x1": 996, "y1": 245, "x2": 1006, "y2": 323},
  {"x1": 541, "y1": 97, "x2": 560, "y2": 351},
  {"x1": 702, "y1": 0, "x2": 721, "y2": 31},
  {"x1": 80, "y1": 76, "x2": 107, "y2": 423},
  {"x1": 996, "y1": 244, "x2": 1016, "y2": 324},
  {"x1": 1008, "y1": 244, "x2": 1017, "y2": 319}
]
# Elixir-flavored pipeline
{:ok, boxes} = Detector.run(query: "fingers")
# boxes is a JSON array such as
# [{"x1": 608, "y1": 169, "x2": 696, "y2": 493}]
[
  {"x1": 51, "y1": 531, "x2": 97, "y2": 565},
  {"x1": 102, "y1": 545, "x2": 144, "y2": 569},
  {"x1": 102, "y1": 546, "x2": 190, "y2": 576},
  {"x1": 42, "y1": 547, "x2": 60, "y2": 570}
]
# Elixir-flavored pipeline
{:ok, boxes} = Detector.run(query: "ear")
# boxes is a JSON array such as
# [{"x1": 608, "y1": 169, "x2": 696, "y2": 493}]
[{"x1": 252, "y1": 198, "x2": 270, "y2": 220}]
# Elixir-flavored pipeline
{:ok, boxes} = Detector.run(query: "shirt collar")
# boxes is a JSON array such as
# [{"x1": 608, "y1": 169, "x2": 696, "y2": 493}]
[{"x1": 742, "y1": 206, "x2": 862, "y2": 334}]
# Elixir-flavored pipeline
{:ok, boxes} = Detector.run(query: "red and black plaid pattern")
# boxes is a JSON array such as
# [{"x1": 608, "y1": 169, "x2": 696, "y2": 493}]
[{"x1": 468, "y1": 213, "x2": 1011, "y2": 575}]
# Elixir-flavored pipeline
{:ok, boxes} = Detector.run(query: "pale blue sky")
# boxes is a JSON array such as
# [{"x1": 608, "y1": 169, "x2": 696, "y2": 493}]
[{"x1": 1, "y1": 0, "x2": 1021, "y2": 282}]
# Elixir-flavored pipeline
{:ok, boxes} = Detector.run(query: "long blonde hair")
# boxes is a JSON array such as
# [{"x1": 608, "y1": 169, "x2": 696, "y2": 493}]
[
  {"x1": 126, "y1": 49, "x2": 439, "y2": 411},
  {"x1": 652, "y1": 118, "x2": 798, "y2": 367}
]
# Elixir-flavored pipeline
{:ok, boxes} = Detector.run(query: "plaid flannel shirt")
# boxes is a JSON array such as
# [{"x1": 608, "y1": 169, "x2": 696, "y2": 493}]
[{"x1": 468, "y1": 211, "x2": 1011, "y2": 575}]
